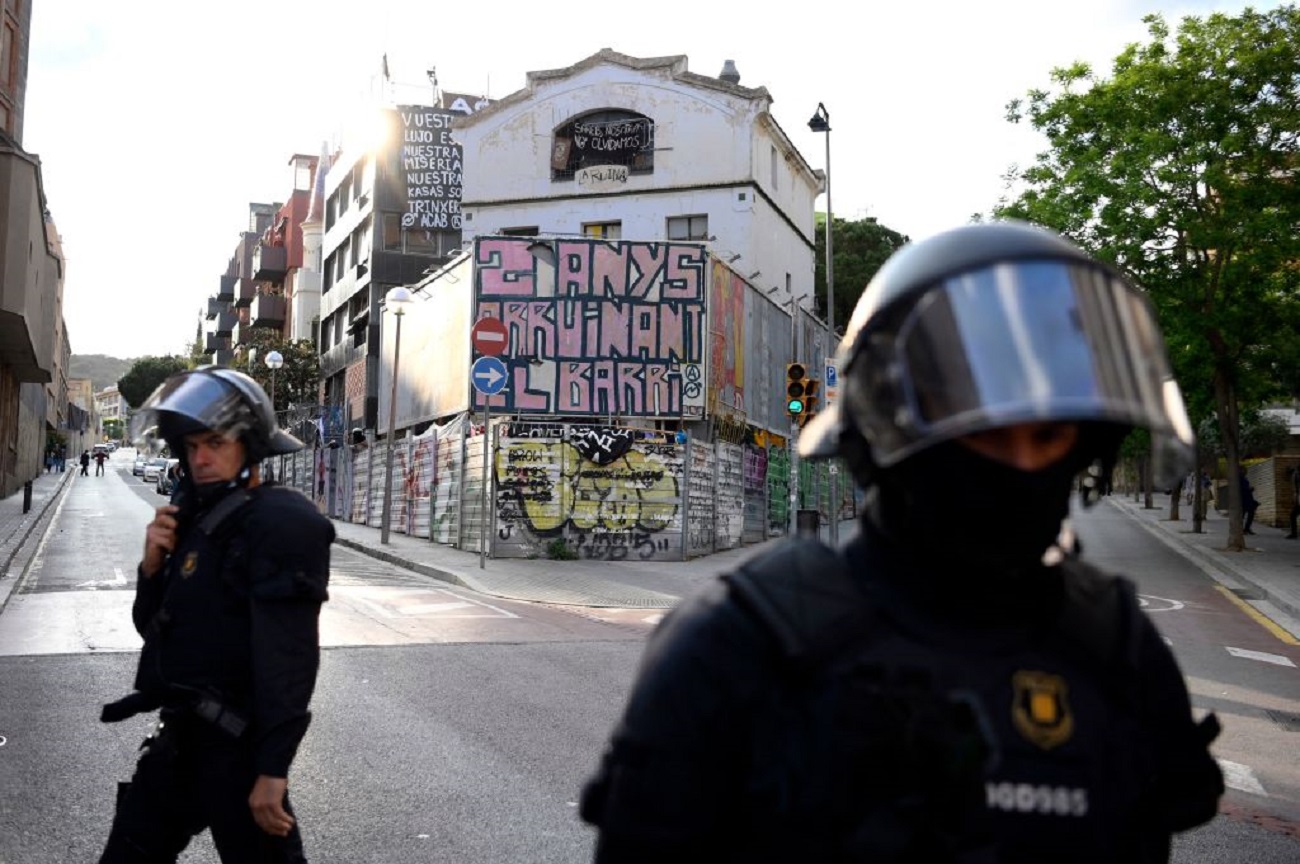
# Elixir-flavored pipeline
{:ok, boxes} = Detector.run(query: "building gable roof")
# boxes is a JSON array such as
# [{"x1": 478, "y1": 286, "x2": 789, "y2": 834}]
[{"x1": 455, "y1": 48, "x2": 772, "y2": 129}]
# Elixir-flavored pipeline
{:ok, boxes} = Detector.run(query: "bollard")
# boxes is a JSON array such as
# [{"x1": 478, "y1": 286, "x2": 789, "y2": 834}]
[
  {"x1": 796, "y1": 508, "x2": 820, "y2": 539},
  {"x1": 22, "y1": 480, "x2": 33, "y2": 514}
]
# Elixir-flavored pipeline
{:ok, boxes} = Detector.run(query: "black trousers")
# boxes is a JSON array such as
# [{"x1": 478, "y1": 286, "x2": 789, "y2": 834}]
[{"x1": 99, "y1": 714, "x2": 307, "y2": 863}]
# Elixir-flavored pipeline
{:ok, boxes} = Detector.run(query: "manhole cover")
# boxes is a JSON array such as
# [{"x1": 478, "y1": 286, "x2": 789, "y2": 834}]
[{"x1": 1264, "y1": 710, "x2": 1300, "y2": 733}]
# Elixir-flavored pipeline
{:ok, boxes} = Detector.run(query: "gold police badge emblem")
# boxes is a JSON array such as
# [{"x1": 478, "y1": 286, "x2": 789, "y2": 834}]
[
  {"x1": 1011, "y1": 670, "x2": 1074, "y2": 750},
  {"x1": 181, "y1": 551, "x2": 199, "y2": 579}
]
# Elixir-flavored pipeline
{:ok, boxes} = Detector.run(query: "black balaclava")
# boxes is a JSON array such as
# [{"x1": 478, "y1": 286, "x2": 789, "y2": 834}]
[{"x1": 871, "y1": 437, "x2": 1087, "y2": 578}]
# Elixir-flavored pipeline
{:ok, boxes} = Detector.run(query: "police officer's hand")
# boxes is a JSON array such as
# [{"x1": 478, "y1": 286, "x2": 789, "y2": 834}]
[
  {"x1": 249, "y1": 775, "x2": 295, "y2": 836},
  {"x1": 141, "y1": 505, "x2": 181, "y2": 579}
]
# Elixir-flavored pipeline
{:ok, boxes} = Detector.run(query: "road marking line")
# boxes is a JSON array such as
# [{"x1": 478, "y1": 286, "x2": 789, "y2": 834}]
[
  {"x1": 1138, "y1": 594, "x2": 1185, "y2": 612},
  {"x1": 1217, "y1": 759, "x2": 1267, "y2": 796},
  {"x1": 1225, "y1": 646, "x2": 1296, "y2": 667},
  {"x1": 1215, "y1": 585, "x2": 1300, "y2": 646},
  {"x1": 401, "y1": 601, "x2": 474, "y2": 615},
  {"x1": 74, "y1": 567, "x2": 128, "y2": 590}
]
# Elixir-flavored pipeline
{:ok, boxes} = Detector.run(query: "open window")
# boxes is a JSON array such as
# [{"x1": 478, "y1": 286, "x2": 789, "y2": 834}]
[{"x1": 552, "y1": 109, "x2": 655, "y2": 181}]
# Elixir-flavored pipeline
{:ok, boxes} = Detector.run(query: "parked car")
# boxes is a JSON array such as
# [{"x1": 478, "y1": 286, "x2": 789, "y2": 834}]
[
  {"x1": 155, "y1": 459, "x2": 181, "y2": 496},
  {"x1": 142, "y1": 458, "x2": 170, "y2": 483},
  {"x1": 132, "y1": 455, "x2": 149, "y2": 476}
]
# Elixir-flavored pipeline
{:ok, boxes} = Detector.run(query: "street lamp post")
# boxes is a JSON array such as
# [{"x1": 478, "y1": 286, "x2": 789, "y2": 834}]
[
  {"x1": 264, "y1": 350, "x2": 284, "y2": 409},
  {"x1": 808, "y1": 102, "x2": 839, "y2": 545},
  {"x1": 380, "y1": 286, "x2": 413, "y2": 545},
  {"x1": 264, "y1": 350, "x2": 284, "y2": 483}
]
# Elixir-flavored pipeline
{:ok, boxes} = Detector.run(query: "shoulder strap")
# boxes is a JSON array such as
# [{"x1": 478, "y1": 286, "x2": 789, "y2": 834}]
[
  {"x1": 1055, "y1": 557, "x2": 1140, "y2": 669},
  {"x1": 197, "y1": 488, "x2": 254, "y2": 537},
  {"x1": 723, "y1": 538, "x2": 869, "y2": 667}
]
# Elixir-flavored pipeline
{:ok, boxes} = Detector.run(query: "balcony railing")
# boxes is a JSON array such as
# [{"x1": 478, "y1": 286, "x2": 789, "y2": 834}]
[
  {"x1": 206, "y1": 296, "x2": 226, "y2": 319},
  {"x1": 252, "y1": 244, "x2": 288, "y2": 282},
  {"x1": 211, "y1": 348, "x2": 234, "y2": 366},
  {"x1": 232, "y1": 320, "x2": 253, "y2": 346},
  {"x1": 251, "y1": 293, "x2": 287, "y2": 328},
  {"x1": 213, "y1": 310, "x2": 237, "y2": 336},
  {"x1": 204, "y1": 333, "x2": 230, "y2": 353}
]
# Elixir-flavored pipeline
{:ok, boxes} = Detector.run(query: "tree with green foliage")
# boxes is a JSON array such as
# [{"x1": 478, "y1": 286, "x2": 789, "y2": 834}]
[
  {"x1": 235, "y1": 328, "x2": 321, "y2": 413},
  {"x1": 994, "y1": 6, "x2": 1300, "y2": 550},
  {"x1": 814, "y1": 214, "x2": 909, "y2": 329},
  {"x1": 102, "y1": 418, "x2": 124, "y2": 441},
  {"x1": 118, "y1": 355, "x2": 191, "y2": 409}
]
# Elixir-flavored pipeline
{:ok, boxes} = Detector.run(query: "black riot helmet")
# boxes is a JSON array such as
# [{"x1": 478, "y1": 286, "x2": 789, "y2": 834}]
[
  {"x1": 130, "y1": 366, "x2": 302, "y2": 465},
  {"x1": 799, "y1": 221, "x2": 1194, "y2": 492}
]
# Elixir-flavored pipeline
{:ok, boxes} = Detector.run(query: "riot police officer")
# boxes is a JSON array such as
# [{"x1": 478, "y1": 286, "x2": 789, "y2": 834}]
[
  {"x1": 99, "y1": 367, "x2": 334, "y2": 863},
  {"x1": 580, "y1": 221, "x2": 1223, "y2": 862}
]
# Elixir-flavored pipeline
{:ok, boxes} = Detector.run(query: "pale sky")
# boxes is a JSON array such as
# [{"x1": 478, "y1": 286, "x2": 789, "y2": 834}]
[{"x1": 23, "y1": 0, "x2": 1253, "y2": 359}]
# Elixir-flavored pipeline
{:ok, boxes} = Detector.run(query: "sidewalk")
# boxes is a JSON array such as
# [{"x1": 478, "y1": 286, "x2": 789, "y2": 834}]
[
  {"x1": 1104, "y1": 493, "x2": 1300, "y2": 637},
  {"x1": 330, "y1": 516, "x2": 859, "y2": 608},
  {"x1": 0, "y1": 468, "x2": 74, "y2": 608}
]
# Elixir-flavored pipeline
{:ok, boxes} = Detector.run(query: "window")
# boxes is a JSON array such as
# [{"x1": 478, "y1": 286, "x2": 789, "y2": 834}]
[
  {"x1": 323, "y1": 252, "x2": 335, "y2": 290},
  {"x1": 552, "y1": 109, "x2": 654, "y2": 181},
  {"x1": 771, "y1": 145, "x2": 778, "y2": 189},
  {"x1": 1, "y1": 26, "x2": 12, "y2": 88},
  {"x1": 381, "y1": 213, "x2": 402, "y2": 252},
  {"x1": 667, "y1": 215, "x2": 708, "y2": 241},
  {"x1": 583, "y1": 222, "x2": 622, "y2": 240},
  {"x1": 500, "y1": 226, "x2": 539, "y2": 237}
]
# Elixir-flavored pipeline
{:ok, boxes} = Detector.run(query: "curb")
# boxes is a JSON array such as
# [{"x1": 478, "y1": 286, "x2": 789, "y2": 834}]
[
  {"x1": 1106, "y1": 498, "x2": 1300, "y2": 626},
  {"x1": 330, "y1": 532, "x2": 681, "y2": 608},
  {"x1": 332, "y1": 534, "x2": 469, "y2": 591},
  {"x1": 0, "y1": 470, "x2": 74, "y2": 613}
]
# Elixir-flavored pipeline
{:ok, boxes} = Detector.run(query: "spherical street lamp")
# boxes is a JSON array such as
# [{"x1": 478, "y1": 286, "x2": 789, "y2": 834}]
[{"x1": 264, "y1": 350, "x2": 284, "y2": 410}]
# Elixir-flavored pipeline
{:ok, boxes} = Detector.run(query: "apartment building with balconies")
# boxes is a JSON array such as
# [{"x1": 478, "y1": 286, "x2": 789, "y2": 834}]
[{"x1": 317, "y1": 90, "x2": 483, "y2": 429}]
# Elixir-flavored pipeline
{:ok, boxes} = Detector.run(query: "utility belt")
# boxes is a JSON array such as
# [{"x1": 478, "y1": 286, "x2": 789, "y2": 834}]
[{"x1": 100, "y1": 688, "x2": 248, "y2": 739}]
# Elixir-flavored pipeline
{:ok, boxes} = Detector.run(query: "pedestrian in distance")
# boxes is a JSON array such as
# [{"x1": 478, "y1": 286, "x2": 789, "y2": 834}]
[
  {"x1": 80, "y1": 449, "x2": 91, "y2": 476},
  {"x1": 581, "y1": 221, "x2": 1223, "y2": 863},
  {"x1": 1287, "y1": 466, "x2": 1299, "y2": 539},
  {"x1": 97, "y1": 367, "x2": 334, "y2": 864},
  {"x1": 1239, "y1": 472, "x2": 1259, "y2": 535}
]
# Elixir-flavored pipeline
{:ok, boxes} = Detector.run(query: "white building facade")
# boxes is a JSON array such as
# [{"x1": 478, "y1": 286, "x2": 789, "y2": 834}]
[{"x1": 454, "y1": 50, "x2": 822, "y2": 313}]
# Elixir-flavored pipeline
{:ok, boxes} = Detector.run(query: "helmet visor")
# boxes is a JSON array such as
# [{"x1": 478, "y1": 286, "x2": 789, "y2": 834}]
[
  {"x1": 849, "y1": 259, "x2": 1193, "y2": 483},
  {"x1": 129, "y1": 371, "x2": 256, "y2": 447}
]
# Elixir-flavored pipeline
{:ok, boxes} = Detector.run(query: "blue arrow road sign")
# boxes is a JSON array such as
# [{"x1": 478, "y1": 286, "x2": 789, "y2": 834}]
[{"x1": 471, "y1": 356, "x2": 509, "y2": 396}]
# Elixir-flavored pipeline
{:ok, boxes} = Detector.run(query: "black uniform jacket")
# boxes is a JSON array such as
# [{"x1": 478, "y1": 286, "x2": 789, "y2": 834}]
[
  {"x1": 582, "y1": 527, "x2": 1222, "y2": 863},
  {"x1": 132, "y1": 483, "x2": 334, "y2": 778}
]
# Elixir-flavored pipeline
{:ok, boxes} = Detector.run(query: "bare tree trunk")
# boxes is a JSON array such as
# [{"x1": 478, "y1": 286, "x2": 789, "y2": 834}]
[
  {"x1": 1143, "y1": 457, "x2": 1154, "y2": 510},
  {"x1": 1214, "y1": 370, "x2": 1245, "y2": 551},
  {"x1": 1191, "y1": 442, "x2": 1205, "y2": 535},
  {"x1": 1169, "y1": 478, "x2": 1183, "y2": 521}
]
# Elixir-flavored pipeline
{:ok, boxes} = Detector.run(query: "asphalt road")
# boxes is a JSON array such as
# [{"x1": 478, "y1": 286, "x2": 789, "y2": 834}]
[{"x1": 0, "y1": 451, "x2": 1296, "y2": 862}]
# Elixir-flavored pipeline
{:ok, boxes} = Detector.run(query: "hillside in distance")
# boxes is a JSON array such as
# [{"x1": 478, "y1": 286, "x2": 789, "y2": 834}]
[{"x1": 69, "y1": 354, "x2": 134, "y2": 393}]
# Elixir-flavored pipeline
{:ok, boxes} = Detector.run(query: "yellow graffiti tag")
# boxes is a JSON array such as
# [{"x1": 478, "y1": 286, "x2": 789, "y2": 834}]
[{"x1": 496, "y1": 441, "x2": 679, "y2": 534}]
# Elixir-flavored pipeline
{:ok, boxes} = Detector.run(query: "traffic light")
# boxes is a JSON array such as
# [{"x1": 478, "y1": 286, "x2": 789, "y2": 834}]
[
  {"x1": 786, "y1": 363, "x2": 808, "y2": 418},
  {"x1": 800, "y1": 379, "x2": 821, "y2": 427}
]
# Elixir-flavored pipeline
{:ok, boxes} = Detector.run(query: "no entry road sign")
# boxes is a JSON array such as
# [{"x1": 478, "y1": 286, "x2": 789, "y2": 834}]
[{"x1": 471, "y1": 317, "x2": 509, "y2": 357}]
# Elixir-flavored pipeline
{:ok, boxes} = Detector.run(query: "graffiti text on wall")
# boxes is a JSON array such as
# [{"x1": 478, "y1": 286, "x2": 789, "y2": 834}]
[
  {"x1": 473, "y1": 238, "x2": 707, "y2": 418},
  {"x1": 398, "y1": 108, "x2": 462, "y2": 230}
]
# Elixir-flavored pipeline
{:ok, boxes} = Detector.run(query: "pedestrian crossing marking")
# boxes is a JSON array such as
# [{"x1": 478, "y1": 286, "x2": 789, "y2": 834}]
[{"x1": 1217, "y1": 759, "x2": 1267, "y2": 796}]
